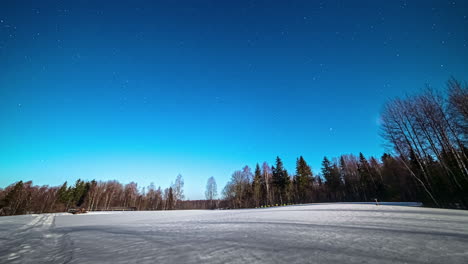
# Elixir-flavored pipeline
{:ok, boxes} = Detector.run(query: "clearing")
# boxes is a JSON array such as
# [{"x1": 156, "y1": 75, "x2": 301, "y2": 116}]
[{"x1": 0, "y1": 203, "x2": 467, "y2": 263}]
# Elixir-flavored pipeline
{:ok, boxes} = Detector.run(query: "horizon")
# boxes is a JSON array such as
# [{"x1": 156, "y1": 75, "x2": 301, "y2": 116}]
[{"x1": 1, "y1": 0, "x2": 467, "y2": 199}]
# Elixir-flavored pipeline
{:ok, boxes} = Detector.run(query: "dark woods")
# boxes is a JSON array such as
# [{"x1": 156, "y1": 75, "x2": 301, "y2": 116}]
[{"x1": 1, "y1": 79, "x2": 467, "y2": 215}]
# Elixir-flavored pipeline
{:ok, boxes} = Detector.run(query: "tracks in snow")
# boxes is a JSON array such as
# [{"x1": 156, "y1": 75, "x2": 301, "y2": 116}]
[
  {"x1": 17, "y1": 214, "x2": 54, "y2": 232},
  {"x1": 0, "y1": 214, "x2": 70, "y2": 263}
]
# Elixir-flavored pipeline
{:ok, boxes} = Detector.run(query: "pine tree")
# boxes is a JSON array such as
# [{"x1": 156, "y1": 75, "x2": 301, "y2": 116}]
[
  {"x1": 167, "y1": 187, "x2": 174, "y2": 210},
  {"x1": 358, "y1": 152, "x2": 374, "y2": 201},
  {"x1": 322, "y1": 157, "x2": 341, "y2": 201},
  {"x1": 295, "y1": 156, "x2": 313, "y2": 203},
  {"x1": 57, "y1": 181, "x2": 73, "y2": 210},
  {"x1": 252, "y1": 163, "x2": 262, "y2": 207},
  {"x1": 0, "y1": 181, "x2": 25, "y2": 215},
  {"x1": 272, "y1": 156, "x2": 290, "y2": 204},
  {"x1": 72, "y1": 179, "x2": 88, "y2": 207},
  {"x1": 57, "y1": 182, "x2": 69, "y2": 204},
  {"x1": 77, "y1": 182, "x2": 91, "y2": 207}
]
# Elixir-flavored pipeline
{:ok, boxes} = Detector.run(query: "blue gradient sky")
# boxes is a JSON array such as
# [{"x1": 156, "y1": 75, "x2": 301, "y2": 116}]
[{"x1": 1, "y1": 0, "x2": 467, "y2": 199}]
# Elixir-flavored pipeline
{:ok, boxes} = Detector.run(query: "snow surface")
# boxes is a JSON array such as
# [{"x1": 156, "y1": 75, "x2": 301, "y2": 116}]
[{"x1": 1, "y1": 203, "x2": 467, "y2": 263}]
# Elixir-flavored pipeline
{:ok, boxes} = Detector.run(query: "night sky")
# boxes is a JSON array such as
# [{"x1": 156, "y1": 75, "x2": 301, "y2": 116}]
[{"x1": 1, "y1": 0, "x2": 467, "y2": 199}]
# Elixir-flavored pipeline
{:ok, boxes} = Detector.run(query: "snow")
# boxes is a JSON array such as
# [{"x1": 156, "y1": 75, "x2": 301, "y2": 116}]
[{"x1": 1, "y1": 203, "x2": 468, "y2": 263}]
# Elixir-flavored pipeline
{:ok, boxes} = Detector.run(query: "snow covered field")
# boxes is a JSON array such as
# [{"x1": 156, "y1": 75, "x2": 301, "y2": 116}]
[{"x1": 1, "y1": 203, "x2": 467, "y2": 263}]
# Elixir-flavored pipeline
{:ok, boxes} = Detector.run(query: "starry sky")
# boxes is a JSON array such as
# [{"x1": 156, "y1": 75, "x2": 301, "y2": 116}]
[{"x1": 1, "y1": 0, "x2": 467, "y2": 199}]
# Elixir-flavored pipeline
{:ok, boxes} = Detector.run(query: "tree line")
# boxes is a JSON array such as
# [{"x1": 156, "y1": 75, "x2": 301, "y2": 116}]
[
  {"x1": 0, "y1": 79, "x2": 466, "y2": 215},
  {"x1": 222, "y1": 79, "x2": 467, "y2": 209},
  {"x1": 0, "y1": 174, "x2": 188, "y2": 216}
]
